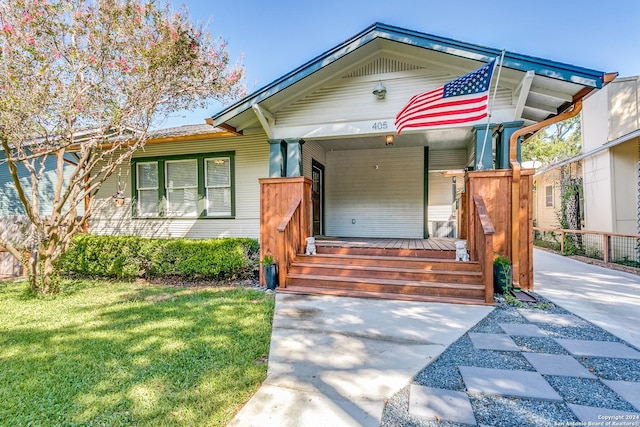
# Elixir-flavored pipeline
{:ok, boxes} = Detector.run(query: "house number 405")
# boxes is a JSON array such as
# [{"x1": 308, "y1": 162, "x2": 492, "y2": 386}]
[{"x1": 372, "y1": 121, "x2": 388, "y2": 130}]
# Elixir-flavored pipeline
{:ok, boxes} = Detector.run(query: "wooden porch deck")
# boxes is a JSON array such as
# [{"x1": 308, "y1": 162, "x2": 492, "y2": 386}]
[{"x1": 315, "y1": 236, "x2": 458, "y2": 251}]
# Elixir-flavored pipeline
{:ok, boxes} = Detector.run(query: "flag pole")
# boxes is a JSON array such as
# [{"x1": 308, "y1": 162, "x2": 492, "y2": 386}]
[{"x1": 478, "y1": 50, "x2": 505, "y2": 170}]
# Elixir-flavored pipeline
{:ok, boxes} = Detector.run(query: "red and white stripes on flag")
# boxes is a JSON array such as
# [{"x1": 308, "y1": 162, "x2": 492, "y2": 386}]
[{"x1": 394, "y1": 59, "x2": 496, "y2": 134}]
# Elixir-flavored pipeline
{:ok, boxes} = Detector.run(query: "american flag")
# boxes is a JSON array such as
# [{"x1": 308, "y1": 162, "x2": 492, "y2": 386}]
[{"x1": 395, "y1": 59, "x2": 496, "y2": 134}]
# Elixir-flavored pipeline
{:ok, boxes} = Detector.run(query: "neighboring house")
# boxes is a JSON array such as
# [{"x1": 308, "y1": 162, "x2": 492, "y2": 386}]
[
  {"x1": 532, "y1": 76, "x2": 639, "y2": 234},
  {"x1": 0, "y1": 148, "x2": 79, "y2": 277},
  {"x1": 3, "y1": 23, "x2": 610, "y2": 301},
  {"x1": 531, "y1": 75, "x2": 639, "y2": 263},
  {"x1": 581, "y1": 75, "x2": 640, "y2": 236},
  {"x1": 533, "y1": 160, "x2": 583, "y2": 229}
]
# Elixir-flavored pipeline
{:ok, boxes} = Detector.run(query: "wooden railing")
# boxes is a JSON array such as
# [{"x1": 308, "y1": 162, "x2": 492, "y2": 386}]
[
  {"x1": 472, "y1": 195, "x2": 495, "y2": 304},
  {"x1": 534, "y1": 227, "x2": 640, "y2": 266},
  {"x1": 276, "y1": 197, "x2": 304, "y2": 288}
]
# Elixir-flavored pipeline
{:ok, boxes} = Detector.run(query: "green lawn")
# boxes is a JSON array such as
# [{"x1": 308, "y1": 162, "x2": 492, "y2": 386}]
[{"x1": 0, "y1": 280, "x2": 274, "y2": 426}]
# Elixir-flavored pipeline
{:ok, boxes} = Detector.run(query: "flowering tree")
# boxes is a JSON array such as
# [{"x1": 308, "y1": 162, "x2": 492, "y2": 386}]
[{"x1": 0, "y1": 0, "x2": 245, "y2": 293}]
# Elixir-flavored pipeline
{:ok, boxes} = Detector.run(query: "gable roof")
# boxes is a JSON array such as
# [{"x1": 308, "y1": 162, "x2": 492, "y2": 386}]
[{"x1": 212, "y1": 22, "x2": 611, "y2": 130}]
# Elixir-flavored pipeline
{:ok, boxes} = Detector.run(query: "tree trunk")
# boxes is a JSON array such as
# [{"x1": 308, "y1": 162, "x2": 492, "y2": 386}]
[
  {"x1": 27, "y1": 249, "x2": 39, "y2": 293},
  {"x1": 26, "y1": 242, "x2": 60, "y2": 294}
]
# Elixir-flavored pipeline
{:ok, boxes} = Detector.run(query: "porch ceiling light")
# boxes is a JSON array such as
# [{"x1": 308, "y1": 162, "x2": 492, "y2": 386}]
[
  {"x1": 385, "y1": 135, "x2": 394, "y2": 146},
  {"x1": 373, "y1": 81, "x2": 386, "y2": 99}
]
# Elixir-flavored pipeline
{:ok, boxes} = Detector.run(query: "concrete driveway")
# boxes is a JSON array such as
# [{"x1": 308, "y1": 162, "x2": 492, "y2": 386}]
[
  {"x1": 534, "y1": 248, "x2": 640, "y2": 349},
  {"x1": 229, "y1": 294, "x2": 492, "y2": 426}
]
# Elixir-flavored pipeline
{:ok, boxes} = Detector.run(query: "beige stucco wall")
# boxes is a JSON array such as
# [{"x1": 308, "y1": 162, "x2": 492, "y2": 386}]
[
  {"x1": 533, "y1": 171, "x2": 561, "y2": 229},
  {"x1": 611, "y1": 139, "x2": 639, "y2": 234},
  {"x1": 583, "y1": 150, "x2": 614, "y2": 232},
  {"x1": 582, "y1": 76, "x2": 640, "y2": 234},
  {"x1": 582, "y1": 86, "x2": 610, "y2": 152}
]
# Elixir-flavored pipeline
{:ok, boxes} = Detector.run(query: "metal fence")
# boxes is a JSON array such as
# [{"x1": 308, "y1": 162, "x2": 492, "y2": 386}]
[{"x1": 534, "y1": 227, "x2": 640, "y2": 268}]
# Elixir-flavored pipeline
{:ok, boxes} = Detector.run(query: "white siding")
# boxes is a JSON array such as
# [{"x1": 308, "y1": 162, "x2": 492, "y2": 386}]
[
  {"x1": 583, "y1": 150, "x2": 613, "y2": 232},
  {"x1": 427, "y1": 172, "x2": 455, "y2": 237},
  {"x1": 325, "y1": 147, "x2": 424, "y2": 238},
  {"x1": 275, "y1": 67, "x2": 513, "y2": 132},
  {"x1": 429, "y1": 149, "x2": 467, "y2": 170},
  {"x1": 89, "y1": 132, "x2": 269, "y2": 239},
  {"x1": 302, "y1": 139, "x2": 326, "y2": 179}
]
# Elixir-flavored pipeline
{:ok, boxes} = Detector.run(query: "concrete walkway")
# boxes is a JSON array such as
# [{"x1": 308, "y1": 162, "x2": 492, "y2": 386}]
[
  {"x1": 229, "y1": 294, "x2": 492, "y2": 426},
  {"x1": 230, "y1": 249, "x2": 640, "y2": 426},
  {"x1": 534, "y1": 248, "x2": 640, "y2": 349}
]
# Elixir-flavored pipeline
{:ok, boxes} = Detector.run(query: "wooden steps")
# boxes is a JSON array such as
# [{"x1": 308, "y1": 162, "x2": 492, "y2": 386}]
[{"x1": 281, "y1": 249, "x2": 489, "y2": 305}]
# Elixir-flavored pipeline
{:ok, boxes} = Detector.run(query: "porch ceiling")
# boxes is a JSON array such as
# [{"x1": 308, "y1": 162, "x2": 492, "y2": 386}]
[{"x1": 316, "y1": 127, "x2": 472, "y2": 151}]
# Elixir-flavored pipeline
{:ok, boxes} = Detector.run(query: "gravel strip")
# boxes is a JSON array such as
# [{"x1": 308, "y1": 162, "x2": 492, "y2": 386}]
[{"x1": 380, "y1": 294, "x2": 640, "y2": 427}]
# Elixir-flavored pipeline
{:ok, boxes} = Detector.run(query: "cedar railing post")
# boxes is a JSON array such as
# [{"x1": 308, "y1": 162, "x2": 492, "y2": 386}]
[
  {"x1": 472, "y1": 195, "x2": 495, "y2": 304},
  {"x1": 277, "y1": 197, "x2": 302, "y2": 288},
  {"x1": 259, "y1": 177, "x2": 312, "y2": 288}
]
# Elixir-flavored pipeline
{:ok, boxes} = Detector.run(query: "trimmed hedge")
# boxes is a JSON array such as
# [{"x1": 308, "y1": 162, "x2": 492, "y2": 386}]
[{"x1": 60, "y1": 234, "x2": 260, "y2": 280}]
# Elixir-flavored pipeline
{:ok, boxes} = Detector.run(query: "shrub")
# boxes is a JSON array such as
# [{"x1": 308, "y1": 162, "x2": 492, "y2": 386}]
[{"x1": 60, "y1": 235, "x2": 259, "y2": 280}]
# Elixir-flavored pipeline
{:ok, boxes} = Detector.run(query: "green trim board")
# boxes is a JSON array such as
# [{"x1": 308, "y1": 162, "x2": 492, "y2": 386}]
[
  {"x1": 423, "y1": 147, "x2": 429, "y2": 239},
  {"x1": 130, "y1": 151, "x2": 235, "y2": 219},
  {"x1": 311, "y1": 159, "x2": 325, "y2": 236}
]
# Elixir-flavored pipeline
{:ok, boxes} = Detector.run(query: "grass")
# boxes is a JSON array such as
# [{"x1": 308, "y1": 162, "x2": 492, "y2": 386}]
[{"x1": 0, "y1": 279, "x2": 275, "y2": 426}]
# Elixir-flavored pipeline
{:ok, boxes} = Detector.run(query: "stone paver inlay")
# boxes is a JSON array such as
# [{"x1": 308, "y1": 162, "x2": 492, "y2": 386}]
[
  {"x1": 468, "y1": 333, "x2": 520, "y2": 351},
  {"x1": 409, "y1": 384, "x2": 477, "y2": 425},
  {"x1": 602, "y1": 380, "x2": 640, "y2": 411},
  {"x1": 522, "y1": 353, "x2": 597, "y2": 378},
  {"x1": 555, "y1": 339, "x2": 640, "y2": 359},
  {"x1": 392, "y1": 297, "x2": 640, "y2": 427},
  {"x1": 499, "y1": 323, "x2": 547, "y2": 337},
  {"x1": 458, "y1": 366, "x2": 562, "y2": 401}
]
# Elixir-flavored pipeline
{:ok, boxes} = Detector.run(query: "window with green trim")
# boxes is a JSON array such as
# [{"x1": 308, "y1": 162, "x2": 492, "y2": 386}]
[{"x1": 132, "y1": 152, "x2": 235, "y2": 218}]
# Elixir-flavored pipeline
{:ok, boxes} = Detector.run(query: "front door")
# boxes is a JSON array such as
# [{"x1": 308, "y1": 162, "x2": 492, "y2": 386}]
[{"x1": 312, "y1": 160, "x2": 324, "y2": 236}]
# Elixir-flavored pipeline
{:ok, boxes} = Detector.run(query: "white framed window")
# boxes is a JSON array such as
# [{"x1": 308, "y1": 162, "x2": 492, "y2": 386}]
[
  {"x1": 205, "y1": 157, "x2": 231, "y2": 217},
  {"x1": 132, "y1": 152, "x2": 234, "y2": 219},
  {"x1": 545, "y1": 185, "x2": 554, "y2": 208},
  {"x1": 136, "y1": 162, "x2": 159, "y2": 216},
  {"x1": 165, "y1": 159, "x2": 198, "y2": 217}
]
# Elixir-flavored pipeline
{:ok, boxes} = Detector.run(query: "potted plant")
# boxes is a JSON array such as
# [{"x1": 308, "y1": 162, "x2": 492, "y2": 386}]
[
  {"x1": 493, "y1": 253, "x2": 512, "y2": 294},
  {"x1": 262, "y1": 254, "x2": 278, "y2": 290}
]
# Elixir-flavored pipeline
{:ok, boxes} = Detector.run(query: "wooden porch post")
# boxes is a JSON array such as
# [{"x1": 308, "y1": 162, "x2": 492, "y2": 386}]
[
  {"x1": 259, "y1": 177, "x2": 312, "y2": 287},
  {"x1": 465, "y1": 170, "x2": 534, "y2": 290}
]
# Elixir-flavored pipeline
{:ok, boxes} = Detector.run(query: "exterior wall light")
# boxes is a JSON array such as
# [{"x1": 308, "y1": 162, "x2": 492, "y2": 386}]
[
  {"x1": 385, "y1": 135, "x2": 394, "y2": 146},
  {"x1": 373, "y1": 81, "x2": 386, "y2": 99}
]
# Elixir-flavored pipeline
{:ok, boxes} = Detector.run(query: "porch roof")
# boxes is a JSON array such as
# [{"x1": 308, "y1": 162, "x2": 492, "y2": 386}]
[{"x1": 211, "y1": 22, "x2": 612, "y2": 133}]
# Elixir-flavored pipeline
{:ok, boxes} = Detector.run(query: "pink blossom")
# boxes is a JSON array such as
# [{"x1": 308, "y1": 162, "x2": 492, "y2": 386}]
[
  {"x1": 2, "y1": 23, "x2": 14, "y2": 34},
  {"x1": 28, "y1": 37, "x2": 36, "y2": 45},
  {"x1": 89, "y1": 56, "x2": 97, "y2": 64},
  {"x1": 22, "y1": 12, "x2": 34, "y2": 22},
  {"x1": 107, "y1": 61, "x2": 114, "y2": 68}
]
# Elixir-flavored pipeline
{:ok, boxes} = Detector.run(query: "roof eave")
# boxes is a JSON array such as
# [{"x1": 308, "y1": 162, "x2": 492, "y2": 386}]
[{"x1": 212, "y1": 22, "x2": 609, "y2": 125}]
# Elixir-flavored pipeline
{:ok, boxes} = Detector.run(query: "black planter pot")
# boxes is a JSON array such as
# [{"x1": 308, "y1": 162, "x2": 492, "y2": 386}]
[
  {"x1": 493, "y1": 264, "x2": 512, "y2": 294},
  {"x1": 263, "y1": 264, "x2": 278, "y2": 290}
]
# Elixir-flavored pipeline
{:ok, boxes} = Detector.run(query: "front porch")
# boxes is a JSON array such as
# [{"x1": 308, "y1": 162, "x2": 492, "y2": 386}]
[
  {"x1": 259, "y1": 169, "x2": 534, "y2": 305},
  {"x1": 315, "y1": 236, "x2": 458, "y2": 252},
  {"x1": 281, "y1": 235, "x2": 488, "y2": 305}
]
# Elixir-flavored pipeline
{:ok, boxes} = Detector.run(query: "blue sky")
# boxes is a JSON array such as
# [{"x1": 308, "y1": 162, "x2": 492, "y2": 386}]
[{"x1": 162, "y1": 0, "x2": 640, "y2": 128}]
